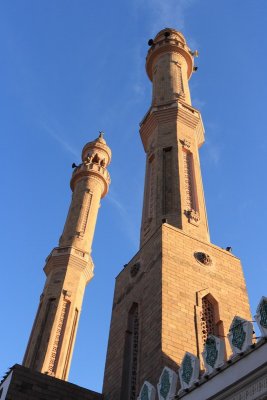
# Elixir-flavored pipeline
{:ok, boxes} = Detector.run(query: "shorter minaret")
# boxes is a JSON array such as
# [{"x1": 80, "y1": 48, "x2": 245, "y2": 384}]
[{"x1": 23, "y1": 133, "x2": 111, "y2": 380}]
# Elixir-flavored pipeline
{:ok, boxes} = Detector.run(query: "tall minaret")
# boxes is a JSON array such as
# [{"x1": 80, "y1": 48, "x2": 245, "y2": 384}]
[
  {"x1": 23, "y1": 133, "x2": 111, "y2": 380},
  {"x1": 140, "y1": 28, "x2": 209, "y2": 246},
  {"x1": 103, "y1": 29, "x2": 251, "y2": 400}
]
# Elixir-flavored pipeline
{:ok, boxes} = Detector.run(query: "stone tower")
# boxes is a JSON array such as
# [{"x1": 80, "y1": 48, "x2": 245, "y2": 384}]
[
  {"x1": 103, "y1": 28, "x2": 252, "y2": 399},
  {"x1": 23, "y1": 133, "x2": 111, "y2": 380}
]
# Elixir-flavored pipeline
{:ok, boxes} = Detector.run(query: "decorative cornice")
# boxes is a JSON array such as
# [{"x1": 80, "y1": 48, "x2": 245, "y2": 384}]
[
  {"x1": 146, "y1": 29, "x2": 193, "y2": 80},
  {"x1": 70, "y1": 162, "x2": 110, "y2": 196},
  {"x1": 139, "y1": 101, "x2": 205, "y2": 150},
  {"x1": 44, "y1": 246, "x2": 94, "y2": 283}
]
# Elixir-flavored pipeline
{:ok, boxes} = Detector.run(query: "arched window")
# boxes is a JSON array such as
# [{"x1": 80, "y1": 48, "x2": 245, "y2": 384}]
[
  {"x1": 92, "y1": 153, "x2": 100, "y2": 163},
  {"x1": 201, "y1": 296, "x2": 216, "y2": 343},
  {"x1": 120, "y1": 303, "x2": 139, "y2": 400},
  {"x1": 183, "y1": 149, "x2": 199, "y2": 214},
  {"x1": 200, "y1": 294, "x2": 224, "y2": 347}
]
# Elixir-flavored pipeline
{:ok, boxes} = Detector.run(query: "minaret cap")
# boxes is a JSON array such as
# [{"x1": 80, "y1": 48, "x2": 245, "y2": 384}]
[
  {"x1": 146, "y1": 27, "x2": 194, "y2": 81},
  {"x1": 82, "y1": 132, "x2": 112, "y2": 165}
]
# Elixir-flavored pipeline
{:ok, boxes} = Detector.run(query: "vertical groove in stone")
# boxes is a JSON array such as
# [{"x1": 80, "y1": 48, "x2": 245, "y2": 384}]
[
  {"x1": 30, "y1": 298, "x2": 56, "y2": 370},
  {"x1": 148, "y1": 155, "x2": 155, "y2": 220},
  {"x1": 48, "y1": 299, "x2": 70, "y2": 375},
  {"x1": 183, "y1": 149, "x2": 198, "y2": 212},
  {"x1": 78, "y1": 191, "x2": 92, "y2": 235},
  {"x1": 162, "y1": 147, "x2": 173, "y2": 215},
  {"x1": 23, "y1": 300, "x2": 43, "y2": 366},
  {"x1": 172, "y1": 63, "x2": 184, "y2": 97},
  {"x1": 62, "y1": 308, "x2": 79, "y2": 380}
]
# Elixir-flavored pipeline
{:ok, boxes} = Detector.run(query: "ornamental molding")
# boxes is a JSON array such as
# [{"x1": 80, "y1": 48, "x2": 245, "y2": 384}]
[
  {"x1": 139, "y1": 301, "x2": 267, "y2": 399},
  {"x1": 146, "y1": 40, "x2": 193, "y2": 81},
  {"x1": 225, "y1": 374, "x2": 267, "y2": 400},
  {"x1": 178, "y1": 352, "x2": 200, "y2": 393},
  {"x1": 157, "y1": 366, "x2": 178, "y2": 400},
  {"x1": 228, "y1": 316, "x2": 253, "y2": 355},
  {"x1": 44, "y1": 249, "x2": 93, "y2": 283},
  {"x1": 70, "y1": 163, "x2": 110, "y2": 195},
  {"x1": 255, "y1": 296, "x2": 267, "y2": 337},
  {"x1": 177, "y1": 104, "x2": 201, "y2": 130},
  {"x1": 185, "y1": 209, "x2": 200, "y2": 226},
  {"x1": 140, "y1": 102, "x2": 204, "y2": 151},
  {"x1": 137, "y1": 381, "x2": 156, "y2": 400},
  {"x1": 51, "y1": 246, "x2": 91, "y2": 262},
  {"x1": 202, "y1": 334, "x2": 225, "y2": 375},
  {"x1": 180, "y1": 138, "x2": 191, "y2": 148}
]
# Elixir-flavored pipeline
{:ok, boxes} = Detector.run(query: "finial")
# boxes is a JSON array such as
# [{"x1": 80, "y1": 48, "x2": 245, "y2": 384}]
[{"x1": 99, "y1": 131, "x2": 104, "y2": 139}]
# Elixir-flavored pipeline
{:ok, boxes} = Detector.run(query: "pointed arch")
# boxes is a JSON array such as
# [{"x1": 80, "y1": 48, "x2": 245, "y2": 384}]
[
  {"x1": 201, "y1": 294, "x2": 217, "y2": 343},
  {"x1": 195, "y1": 291, "x2": 225, "y2": 357}
]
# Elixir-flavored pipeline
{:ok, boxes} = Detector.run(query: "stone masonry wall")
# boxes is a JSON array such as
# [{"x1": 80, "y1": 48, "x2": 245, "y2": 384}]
[
  {"x1": 3, "y1": 364, "x2": 102, "y2": 400},
  {"x1": 103, "y1": 228, "x2": 164, "y2": 399},
  {"x1": 162, "y1": 223, "x2": 252, "y2": 366},
  {"x1": 103, "y1": 223, "x2": 252, "y2": 399}
]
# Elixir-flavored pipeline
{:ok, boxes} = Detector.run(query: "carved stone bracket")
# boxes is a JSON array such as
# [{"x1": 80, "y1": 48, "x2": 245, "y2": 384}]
[
  {"x1": 185, "y1": 209, "x2": 200, "y2": 225},
  {"x1": 62, "y1": 289, "x2": 72, "y2": 298},
  {"x1": 180, "y1": 138, "x2": 191, "y2": 148}
]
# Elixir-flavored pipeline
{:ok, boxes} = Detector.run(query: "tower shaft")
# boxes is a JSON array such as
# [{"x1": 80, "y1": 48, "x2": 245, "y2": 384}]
[
  {"x1": 140, "y1": 29, "x2": 209, "y2": 247},
  {"x1": 23, "y1": 134, "x2": 111, "y2": 380}
]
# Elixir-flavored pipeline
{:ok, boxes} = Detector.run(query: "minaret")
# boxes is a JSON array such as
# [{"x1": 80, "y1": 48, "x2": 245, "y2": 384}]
[
  {"x1": 140, "y1": 28, "x2": 209, "y2": 246},
  {"x1": 23, "y1": 133, "x2": 111, "y2": 380},
  {"x1": 103, "y1": 29, "x2": 251, "y2": 399}
]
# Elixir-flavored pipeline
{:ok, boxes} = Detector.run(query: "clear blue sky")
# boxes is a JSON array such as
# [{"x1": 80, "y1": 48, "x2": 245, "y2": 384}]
[{"x1": 1, "y1": 0, "x2": 267, "y2": 393}]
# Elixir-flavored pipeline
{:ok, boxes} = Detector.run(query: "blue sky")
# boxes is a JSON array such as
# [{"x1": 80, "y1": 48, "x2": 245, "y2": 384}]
[{"x1": 1, "y1": 0, "x2": 267, "y2": 393}]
